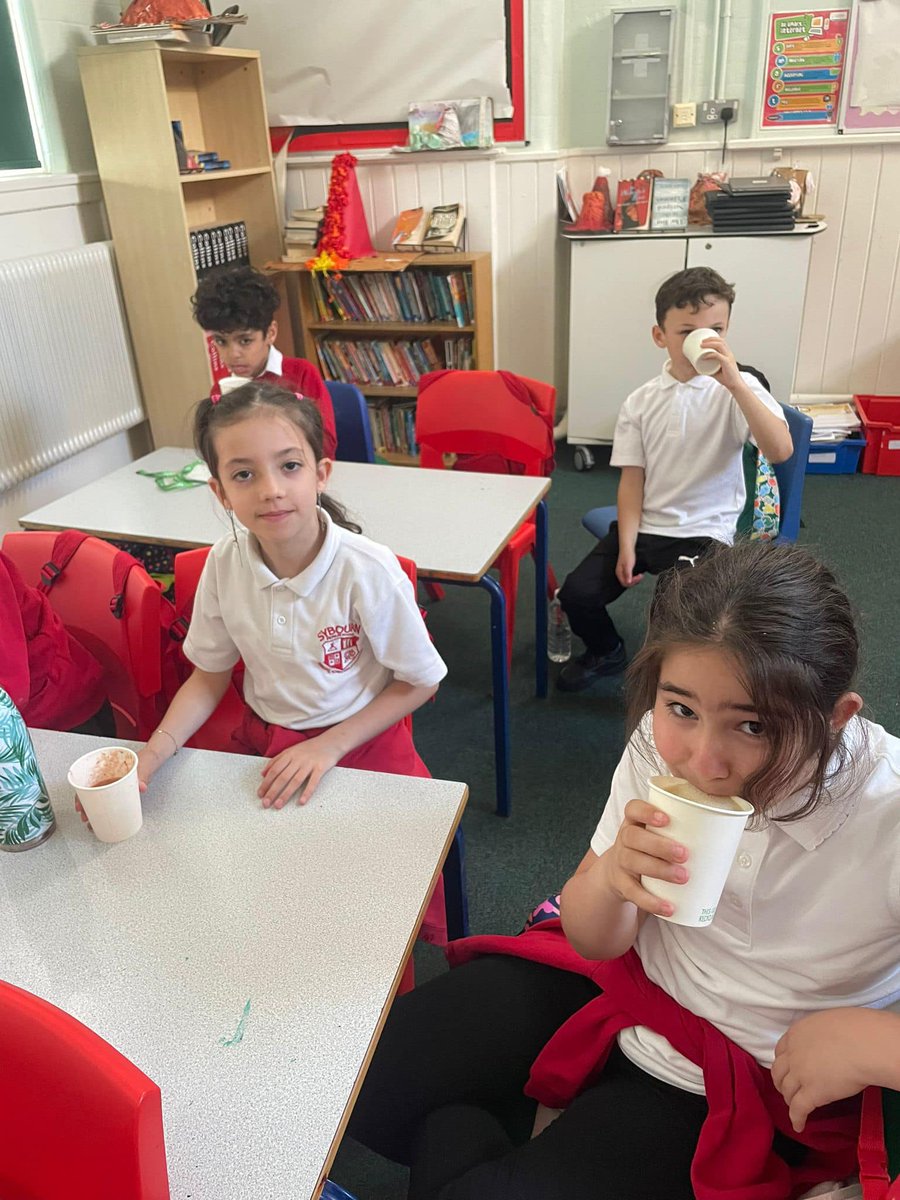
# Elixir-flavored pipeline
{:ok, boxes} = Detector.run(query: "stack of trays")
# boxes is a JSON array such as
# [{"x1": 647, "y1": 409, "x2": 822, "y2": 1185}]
[{"x1": 705, "y1": 177, "x2": 795, "y2": 233}]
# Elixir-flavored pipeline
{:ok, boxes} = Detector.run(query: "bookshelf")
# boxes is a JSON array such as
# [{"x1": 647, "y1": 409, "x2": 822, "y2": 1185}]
[
  {"x1": 286, "y1": 251, "x2": 494, "y2": 466},
  {"x1": 78, "y1": 43, "x2": 292, "y2": 447}
]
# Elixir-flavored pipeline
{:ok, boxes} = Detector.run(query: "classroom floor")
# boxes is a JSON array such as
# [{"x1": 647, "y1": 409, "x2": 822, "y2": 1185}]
[{"x1": 331, "y1": 444, "x2": 900, "y2": 1200}]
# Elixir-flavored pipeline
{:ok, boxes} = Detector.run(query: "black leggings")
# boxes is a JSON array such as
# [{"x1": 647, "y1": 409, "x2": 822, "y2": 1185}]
[{"x1": 345, "y1": 955, "x2": 709, "y2": 1199}]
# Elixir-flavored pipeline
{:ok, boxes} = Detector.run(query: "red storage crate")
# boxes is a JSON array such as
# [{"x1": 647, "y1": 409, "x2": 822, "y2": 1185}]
[{"x1": 856, "y1": 395, "x2": 900, "y2": 476}]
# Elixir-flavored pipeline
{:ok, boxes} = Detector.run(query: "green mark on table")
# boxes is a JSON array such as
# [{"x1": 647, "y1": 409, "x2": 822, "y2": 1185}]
[{"x1": 219, "y1": 999, "x2": 251, "y2": 1047}]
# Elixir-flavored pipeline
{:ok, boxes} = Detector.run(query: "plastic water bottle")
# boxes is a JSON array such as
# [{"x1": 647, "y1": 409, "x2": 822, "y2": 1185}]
[
  {"x1": 547, "y1": 593, "x2": 572, "y2": 663},
  {"x1": 0, "y1": 687, "x2": 55, "y2": 852}
]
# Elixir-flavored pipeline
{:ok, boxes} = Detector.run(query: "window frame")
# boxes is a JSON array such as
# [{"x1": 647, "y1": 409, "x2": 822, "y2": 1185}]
[{"x1": 1, "y1": 0, "x2": 45, "y2": 173}]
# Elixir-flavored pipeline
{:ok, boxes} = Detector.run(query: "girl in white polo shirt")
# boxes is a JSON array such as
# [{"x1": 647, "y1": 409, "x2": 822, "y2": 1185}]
[
  {"x1": 137, "y1": 381, "x2": 447, "y2": 847},
  {"x1": 343, "y1": 541, "x2": 900, "y2": 1200}
]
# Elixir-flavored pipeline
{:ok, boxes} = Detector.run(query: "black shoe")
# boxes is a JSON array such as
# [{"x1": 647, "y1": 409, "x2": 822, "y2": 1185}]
[{"x1": 557, "y1": 642, "x2": 627, "y2": 692}]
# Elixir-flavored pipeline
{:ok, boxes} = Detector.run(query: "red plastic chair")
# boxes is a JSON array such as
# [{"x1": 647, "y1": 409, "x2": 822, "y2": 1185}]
[
  {"x1": 173, "y1": 547, "x2": 247, "y2": 752},
  {"x1": 1, "y1": 530, "x2": 166, "y2": 741},
  {"x1": 0, "y1": 979, "x2": 170, "y2": 1200},
  {"x1": 415, "y1": 369, "x2": 558, "y2": 665}
]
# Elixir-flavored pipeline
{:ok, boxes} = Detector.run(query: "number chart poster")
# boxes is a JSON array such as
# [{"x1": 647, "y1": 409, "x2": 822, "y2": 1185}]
[{"x1": 761, "y1": 10, "x2": 849, "y2": 128}]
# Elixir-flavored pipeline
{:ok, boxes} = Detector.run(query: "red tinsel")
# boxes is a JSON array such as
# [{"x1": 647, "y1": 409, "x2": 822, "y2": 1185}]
[{"x1": 316, "y1": 152, "x2": 358, "y2": 264}]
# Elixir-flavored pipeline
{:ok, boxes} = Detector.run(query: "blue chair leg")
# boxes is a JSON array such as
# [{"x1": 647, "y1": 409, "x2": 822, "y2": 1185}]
[
  {"x1": 443, "y1": 826, "x2": 470, "y2": 941},
  {"x1": 321, "y1": 1181, "x2": 359, "y2": 1200},
  {"x1": 534, "y1": 499, "x2": 549, "y2": 700}
]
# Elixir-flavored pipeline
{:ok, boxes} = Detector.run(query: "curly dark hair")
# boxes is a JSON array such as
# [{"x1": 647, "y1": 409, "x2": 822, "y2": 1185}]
[
  {"x1": 191, "y1": 266, "x2": 280, "y2": 334},
  {"x1": 625, "y1": 541, "x2": 866, "y2": 821},
  {"x1": 655, "y1": 267, "x2": 736, "y2": 327}
]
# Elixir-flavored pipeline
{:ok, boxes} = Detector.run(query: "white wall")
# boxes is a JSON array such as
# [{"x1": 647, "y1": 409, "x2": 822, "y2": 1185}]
[
  {"x1": 287, "y1": 135, "x2": 900, "y2": 401},
  {"x1": 0, "y1": 1, "x2": 149, "y2": 537}
]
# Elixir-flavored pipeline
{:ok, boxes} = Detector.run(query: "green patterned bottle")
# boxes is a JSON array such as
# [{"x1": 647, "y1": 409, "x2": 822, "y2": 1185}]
[{"x1": 0, "y1": 687, "x2": 56, "y2": 851}]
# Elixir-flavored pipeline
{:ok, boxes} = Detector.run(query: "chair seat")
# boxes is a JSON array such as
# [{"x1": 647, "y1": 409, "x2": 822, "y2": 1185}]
[{"x1": 581, "y1": 506, "x2": 616, "y2": 541}]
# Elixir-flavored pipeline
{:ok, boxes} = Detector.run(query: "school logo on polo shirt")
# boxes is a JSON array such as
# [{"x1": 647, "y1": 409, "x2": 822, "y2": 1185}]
[{"x1": 318, "y1": 622, "x2": 361, "y2": 673}]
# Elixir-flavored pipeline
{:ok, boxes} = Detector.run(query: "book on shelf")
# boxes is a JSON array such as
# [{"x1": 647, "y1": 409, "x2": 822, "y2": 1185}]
[
  {"x1": 190, "y1": 220, "x2": 250, "y2": 278},
  {"x1": 422, "y1": 203, "x2": 466, "y2": 253},
  {"x1": 388, "y1": 204, "x2": 466, "y2": 253},
  {"x1": 391, "y1": 207, "x2": 429, "y2": 251},
  {"x1": 614, "y1": 178, "x2": 653, "y2": 233}
]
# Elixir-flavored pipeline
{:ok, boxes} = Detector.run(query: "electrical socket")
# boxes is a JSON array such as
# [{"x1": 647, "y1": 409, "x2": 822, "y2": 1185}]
[
  {"x1": 700, "y1": 98, "x2": 740, "y2": 124},
  {"x1": 672, "y1": 102, "x2": 697, "y2": 128}
]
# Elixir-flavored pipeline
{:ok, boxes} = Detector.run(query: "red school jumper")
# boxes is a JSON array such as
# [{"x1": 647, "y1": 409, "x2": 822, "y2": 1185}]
[
  {"x1": 0, "y1": 551, "x2": 105, "y2": 730},
  {"x1": 448, "y1": 920, "x2": 860, "y2": 1200},
  {"x1": 210, "y1": 356, "x2": 338, "y2": 461}
]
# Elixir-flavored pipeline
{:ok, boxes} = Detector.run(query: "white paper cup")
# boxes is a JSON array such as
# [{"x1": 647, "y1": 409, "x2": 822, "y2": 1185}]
[
  {"x1": 682, "y1": 327, "x2": 722, "y2": 375},
  {"x1": 641, "y1": 774, "x2": 752, "y2": 927},
  {"x1": 68, "y1": 747, "x2": 142, "y2": 844},
  {"x1": 219, "y1": 375, "x2": 249, "y2": 395}
]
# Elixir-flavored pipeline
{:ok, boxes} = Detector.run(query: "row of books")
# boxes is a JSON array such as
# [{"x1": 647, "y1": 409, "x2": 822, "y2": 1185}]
[
  {"x1": 315, "y1": 335, "x2": 474, "y2": 387},
  {"x1": 190, "y1": 221, "x2": 250, "y2": 278},
  {"x1": 309, "y1": 268, "x2": 474, "y2": 327},
  {"x1": 368, "y1": 402, "x2": 419, "y2": 458}
]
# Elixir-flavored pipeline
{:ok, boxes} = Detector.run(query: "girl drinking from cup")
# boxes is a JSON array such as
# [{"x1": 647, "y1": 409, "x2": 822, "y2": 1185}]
[
  {"x1": 343, "y1": 541, "x2": 900, "y2": 1199},
  {"x1": 137, "y1": 382, "x2": 448, "y2": 934}
]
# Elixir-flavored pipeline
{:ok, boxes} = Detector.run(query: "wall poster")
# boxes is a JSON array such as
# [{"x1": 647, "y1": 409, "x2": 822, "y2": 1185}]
[{"x1": 761, "y1": 10, "x2": 849, "y2": 128}]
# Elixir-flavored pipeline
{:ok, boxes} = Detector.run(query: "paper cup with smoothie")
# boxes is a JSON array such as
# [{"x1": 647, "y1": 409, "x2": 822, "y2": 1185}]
[
  {"x1": 68, "y1": 747, "x2": 142, "y2": 844},
  {"x1": 641, "y1": 775, "x2": 753, "y2": 927}
]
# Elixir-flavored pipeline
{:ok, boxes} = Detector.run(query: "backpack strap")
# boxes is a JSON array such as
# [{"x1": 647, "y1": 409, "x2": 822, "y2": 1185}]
[
  {"x1": 859, "y1": 1086, "x2": 890, "y2": 1200},
  {"x1": 38, "y1": 530, "x2": 91, "y2": 593}
]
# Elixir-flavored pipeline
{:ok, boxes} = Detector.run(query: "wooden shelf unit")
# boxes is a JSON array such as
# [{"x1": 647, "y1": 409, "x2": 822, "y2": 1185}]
[
  {"x1": 288, "y1": 251, "x2": 494, "y2": 465},
  {"x1": 78, "y1": 43, "x2": 292, "y2": 447}
]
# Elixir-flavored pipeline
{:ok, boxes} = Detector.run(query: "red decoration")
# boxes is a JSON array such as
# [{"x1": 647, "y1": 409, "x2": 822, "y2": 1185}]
[
  {"x1": 313, "y1": 152, "x2": 374, "y2": 271},
  {"x1": 121, "y1": 0, "x2": 209, "y2": 23}
]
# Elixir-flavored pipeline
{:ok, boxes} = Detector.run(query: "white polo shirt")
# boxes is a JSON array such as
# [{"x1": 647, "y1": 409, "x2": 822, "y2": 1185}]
[
  {"x1": 590, "y1": 717, "x2": 900, "y2": 1094},
  {"x1": 183, "y1": 511, "x2": 448, "y2": 729},
  {"x1": 610, "y1": 365, "x2": 787, "y2": 542}
]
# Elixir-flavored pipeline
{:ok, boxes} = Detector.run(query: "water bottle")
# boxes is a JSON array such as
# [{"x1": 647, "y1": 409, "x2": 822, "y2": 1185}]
[
  {"x1": 0, "y1": 687, "x2": 56, "y2": 852},
  {"x1": 547, "y1": 593, "x2": 572, "y2": 663}
]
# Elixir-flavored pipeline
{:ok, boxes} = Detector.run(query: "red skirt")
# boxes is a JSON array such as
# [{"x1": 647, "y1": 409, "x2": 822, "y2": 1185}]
[{"x1": 232, "y1": 707, "x2": 448, "y2": 947}]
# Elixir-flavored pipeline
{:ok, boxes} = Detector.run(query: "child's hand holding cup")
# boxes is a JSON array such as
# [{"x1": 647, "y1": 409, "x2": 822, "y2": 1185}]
[{"x1": 641, "y1": 775, "x2": 753, "y2": 927}]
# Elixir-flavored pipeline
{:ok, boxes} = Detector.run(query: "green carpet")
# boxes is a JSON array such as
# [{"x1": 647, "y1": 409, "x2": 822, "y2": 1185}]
[{"x1": 331, "y1": 445, "x2": 900, "y2": 1199}]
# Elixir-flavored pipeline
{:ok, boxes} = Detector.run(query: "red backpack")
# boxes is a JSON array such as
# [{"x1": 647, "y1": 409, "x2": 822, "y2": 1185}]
[{"x1": 35, "y1": 530, "x2": 189, "y2": 735}]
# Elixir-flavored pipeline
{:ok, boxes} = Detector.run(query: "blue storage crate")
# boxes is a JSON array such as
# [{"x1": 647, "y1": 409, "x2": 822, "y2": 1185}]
[{"x1": 806, "y1": 436, "x2": 866, "y2": 474}]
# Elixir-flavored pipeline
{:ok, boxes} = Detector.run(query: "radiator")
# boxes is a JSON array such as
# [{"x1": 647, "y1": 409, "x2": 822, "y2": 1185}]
[{"x1": 0, "y1": 242, "x2": 145, "y2": 492}]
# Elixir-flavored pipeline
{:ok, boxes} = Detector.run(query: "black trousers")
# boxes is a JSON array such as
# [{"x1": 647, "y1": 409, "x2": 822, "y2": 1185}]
[
  {"x1": 345, "y1": 955, "x2": 708, "y2": 1200},
  {"x1": 558, "y1": 525, "x2": 721, "y2": 654}
]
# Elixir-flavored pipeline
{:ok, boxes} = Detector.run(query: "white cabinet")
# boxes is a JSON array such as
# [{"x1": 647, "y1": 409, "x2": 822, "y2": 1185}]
[{"x1": 566, "y1": 230, "x2": 819, "y2": 455}]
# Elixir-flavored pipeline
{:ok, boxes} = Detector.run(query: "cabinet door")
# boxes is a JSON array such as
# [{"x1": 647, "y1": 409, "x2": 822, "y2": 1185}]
[
  {"x1": 686, "y1": 236, "x2": 812, "y2": 405},
  {"x1": 567, "y1": 237, "x2": 685, "y2": 443}
]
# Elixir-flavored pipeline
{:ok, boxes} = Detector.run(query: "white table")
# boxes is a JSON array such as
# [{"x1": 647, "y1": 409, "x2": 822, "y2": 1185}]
[
  {"x1": 20, "y1": 449, "x2": 552, "y2": 816},
  {"x1": 2, "y1": 730, "x2": 467, "y2": 1200}
]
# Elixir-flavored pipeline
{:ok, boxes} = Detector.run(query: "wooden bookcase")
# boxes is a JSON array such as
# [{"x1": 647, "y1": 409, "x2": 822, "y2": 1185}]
[
  {"x1": 78, "y1": 43, "x2": 292, "y2": 448},
  {"x1": 288, "y1": 251, "x2": 494, "y2": 466}
]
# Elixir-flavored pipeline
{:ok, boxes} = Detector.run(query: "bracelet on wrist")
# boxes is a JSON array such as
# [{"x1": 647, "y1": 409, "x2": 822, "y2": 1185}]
[{"x1": 153, "y1": 727, "x2": 179, "y2": 756}]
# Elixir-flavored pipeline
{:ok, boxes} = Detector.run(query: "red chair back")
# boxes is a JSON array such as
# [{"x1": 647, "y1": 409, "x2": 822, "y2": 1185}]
[
  {"x1": 415, "y1": 370, "x2": 556, "y2": 476},
  {"x1": 0, "y1": 979, "x2": 170, "y2": 1200},
  {"x1": 1, "y1": 531, "x2": 164, "y2": 739}
]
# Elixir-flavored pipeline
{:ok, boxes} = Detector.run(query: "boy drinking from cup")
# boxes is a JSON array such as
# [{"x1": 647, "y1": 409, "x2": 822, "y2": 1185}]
[{"x1": 557, "y1": 266, "x2": 793, "y2": 692}]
